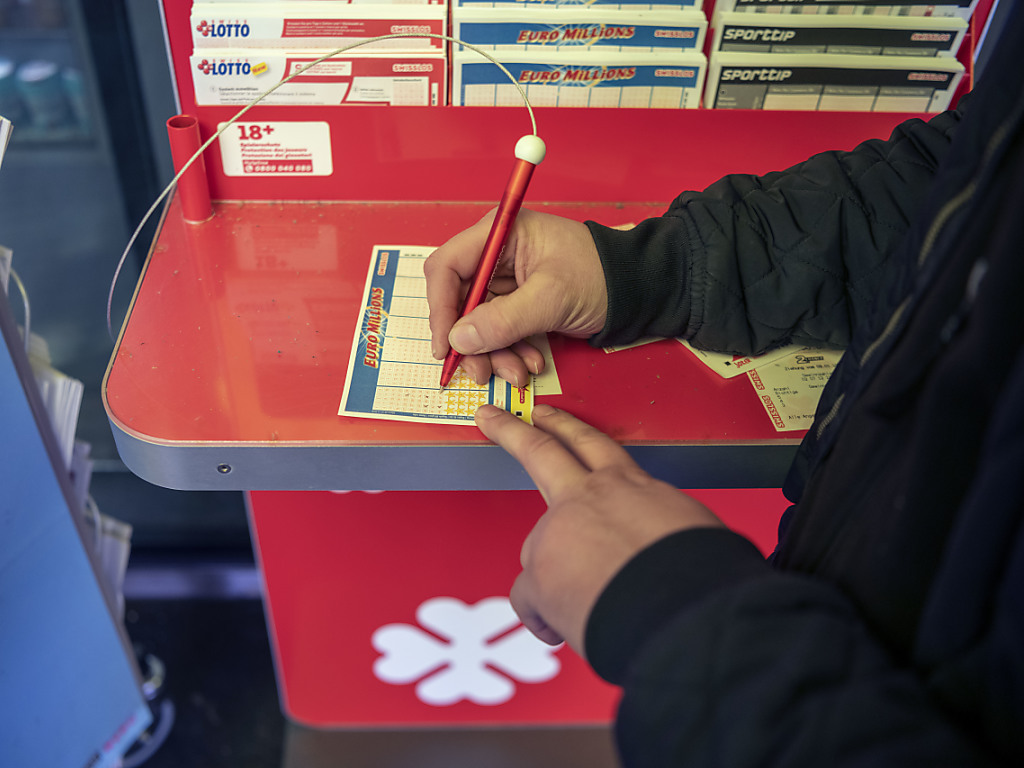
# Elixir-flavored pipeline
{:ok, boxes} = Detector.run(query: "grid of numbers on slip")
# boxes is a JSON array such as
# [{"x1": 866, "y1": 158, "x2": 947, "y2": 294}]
[
  {"x1": 372, "y1": 382, "x2": 491, "y2": 419},
  {"x1": 445, "y1": 368, "x2": 486, "y2": 391},
  {"x1": 374, "y1": 386, "x2": 450, "y2": 418},
  {"x1": 392, "y1": 276, "x2": 426, "y2": 298},
  {"x1": 382, "y1": 336, "x2": 434, "y2": 365},
  {"x1": 389, "y1": 296, "x2": 430, "y2": 319},
  {"x1": 376, "y1": 361, "x2": 440, "y2": 389},
  {"x1": 397, "y1": 252, "x2": 428, "y2": 278},
  {"x1": 442, "y1": 387, "x2": 490, "y2": 418},
  {"x1": 393, "y1": 78, "x2": 429, "y2": 106},
  {"x1": 384, "y1": 315, "x2": 431, "y2": 340}
]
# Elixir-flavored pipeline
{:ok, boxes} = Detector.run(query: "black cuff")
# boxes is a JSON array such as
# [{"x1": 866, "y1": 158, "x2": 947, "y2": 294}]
[
  {"x1": 585, "y1": 217, "x2": 694, "y2": 348},
  {"x1": 585, "y1": 527, "x2": 768, "y2": 686}
]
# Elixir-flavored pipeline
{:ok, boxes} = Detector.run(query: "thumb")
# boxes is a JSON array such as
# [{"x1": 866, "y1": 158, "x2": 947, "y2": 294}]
[{"x1": 449, "y1": 281, "x2": 559, "y2": 355}]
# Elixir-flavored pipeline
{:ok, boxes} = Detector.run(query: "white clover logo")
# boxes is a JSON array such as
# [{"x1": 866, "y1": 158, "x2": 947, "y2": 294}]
[{"x1": 372, "y1": 596, "x2": 561, "y2": 706}]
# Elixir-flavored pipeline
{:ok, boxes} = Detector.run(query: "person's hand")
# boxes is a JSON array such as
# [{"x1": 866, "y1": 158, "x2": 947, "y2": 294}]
[
  {"x1": 474, "y1": 403, "x2": 724, "y2": 656},
  {"x1": 424, "y1": 209, "x2": 608, "y2": 386}
]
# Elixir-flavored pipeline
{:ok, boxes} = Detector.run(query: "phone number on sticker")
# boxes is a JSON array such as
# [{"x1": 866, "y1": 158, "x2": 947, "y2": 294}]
[{"x1": 243, "y1": 161, "x2": 314, "y2": 173}]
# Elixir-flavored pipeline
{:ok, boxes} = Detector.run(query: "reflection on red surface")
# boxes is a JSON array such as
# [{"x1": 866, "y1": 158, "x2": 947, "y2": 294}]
[{"x1": 105, "y1": 197, "x2": 803, "y2": 448}]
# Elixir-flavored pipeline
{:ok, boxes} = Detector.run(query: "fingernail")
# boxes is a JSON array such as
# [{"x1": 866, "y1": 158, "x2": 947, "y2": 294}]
[
  {"x1": 496, "y1": 367, "x2": 520, "y2": 388},
  {"x1": 533, "y1": 404, "x2": 558, "y2": 418},
  {"x1": 474, "y1": 404, "x2": 502, "y2": 421},
  {"x1": 450, "y1": 322, "x2": 484, "y2": 354}
]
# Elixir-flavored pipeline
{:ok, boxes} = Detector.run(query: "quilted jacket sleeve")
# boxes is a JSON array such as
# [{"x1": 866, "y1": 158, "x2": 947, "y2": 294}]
[
  {"x1": 586, "y1": 104, "x2": 965, "y2": 354},
  {"x1": 585, "y1": 528, "x2": 1003, "y2": 768}
]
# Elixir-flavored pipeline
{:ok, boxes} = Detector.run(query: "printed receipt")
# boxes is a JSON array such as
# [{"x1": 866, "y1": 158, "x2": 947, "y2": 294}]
[
  {"x1": 746, "y1": 347, "x2": 844, "y2": 432},
  {"x1": 602, "y1": 335, "x2": 843, "y2": 432},
  {"x1": 339, "y1": 245, "x2": 534, "y2": 425}
]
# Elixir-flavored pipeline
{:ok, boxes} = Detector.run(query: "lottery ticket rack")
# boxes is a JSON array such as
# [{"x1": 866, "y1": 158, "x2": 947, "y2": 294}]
[{"x1": 101, "y1": 0, "x2": 989, "y2": 748}]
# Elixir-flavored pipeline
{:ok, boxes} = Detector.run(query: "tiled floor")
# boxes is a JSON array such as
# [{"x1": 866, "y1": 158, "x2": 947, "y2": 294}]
[{"x1": 123, "y1": 596, "x2": 284, "y2": 768}]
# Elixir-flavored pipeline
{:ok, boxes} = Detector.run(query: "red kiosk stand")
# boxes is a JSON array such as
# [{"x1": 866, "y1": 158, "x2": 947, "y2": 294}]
[{"x1": 103, "y1": 0, "x2": 989, "y2": 759}]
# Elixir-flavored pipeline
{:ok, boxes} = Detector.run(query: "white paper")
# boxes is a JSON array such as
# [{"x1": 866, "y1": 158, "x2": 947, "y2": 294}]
[
  {"x1": 747, "y1": 347, "x2": 843, "y2": 432},
  {"x1": 339, "y1": 246, "x2": 534, "y2": 425},
  {"x1": 679, "y1": 339, "x2": 812, "y2": 379}
]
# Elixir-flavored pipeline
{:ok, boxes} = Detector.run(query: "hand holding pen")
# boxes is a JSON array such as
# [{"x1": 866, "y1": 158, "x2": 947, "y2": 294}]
[
  {"x1": 437, "y1": 134, "x2": 546, "y2": 389},
  {"x1": 424, "y1": 145, "x2": 610, "y2": 389}
]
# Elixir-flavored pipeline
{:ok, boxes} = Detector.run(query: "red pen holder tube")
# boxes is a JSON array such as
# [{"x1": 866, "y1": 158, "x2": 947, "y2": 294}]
[{"x1": 166, "y1": 114, "x2": 213, "y2": 223}]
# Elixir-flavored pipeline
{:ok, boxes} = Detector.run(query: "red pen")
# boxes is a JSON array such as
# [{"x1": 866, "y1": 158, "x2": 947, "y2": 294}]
[{"x1": 439, "y1": 134, "x2": 546, "y2": 389}]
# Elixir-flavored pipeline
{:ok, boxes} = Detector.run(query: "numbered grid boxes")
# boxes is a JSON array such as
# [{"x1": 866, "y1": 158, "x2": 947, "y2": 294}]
[{"x1": 454, "y1": 50, "x2": 706, "y2": 108}]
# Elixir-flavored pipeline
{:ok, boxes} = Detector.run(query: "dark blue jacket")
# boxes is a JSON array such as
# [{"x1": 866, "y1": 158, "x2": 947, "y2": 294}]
[{"x1": 584, "y1": 5, "x2": 1024, "y2": 765}]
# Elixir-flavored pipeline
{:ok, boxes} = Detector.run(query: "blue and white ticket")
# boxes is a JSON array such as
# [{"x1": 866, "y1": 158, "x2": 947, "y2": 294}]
[
  {"x1": 453, "y1": 50, "x2": 706, "y2": 108},
  {"x1": 339, "y1": 245, "x2": 534, "y2": 424},
  {"x1": 453, "y1": 10, "x2": 707, "y2": 53}
]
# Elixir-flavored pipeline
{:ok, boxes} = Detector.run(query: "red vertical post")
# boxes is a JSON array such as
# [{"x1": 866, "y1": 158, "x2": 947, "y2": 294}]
[{"x1": 166, "y1": 114, "x2": 213, "y2": 223}]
